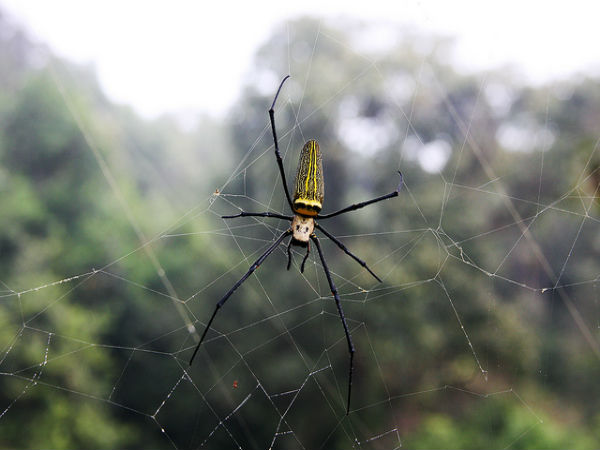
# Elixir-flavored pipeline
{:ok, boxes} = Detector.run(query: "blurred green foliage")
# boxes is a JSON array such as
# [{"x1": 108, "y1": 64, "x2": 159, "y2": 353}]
[{"x1": 0, "y1": 12, "x2": 599, "y2": 449}]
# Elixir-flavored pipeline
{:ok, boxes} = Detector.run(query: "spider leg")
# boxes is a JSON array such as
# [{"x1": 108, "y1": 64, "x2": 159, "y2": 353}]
[
  {"x1": 286, "y1": 239, "x2": 310, "y2": 272},
  {"x1": 317, "y1": 171, "x2": 403, "y2": 220},
  {"x1": 286, "y1": 237, "x2": 293, "y2": 270},
  {"x1": 315, "y1": 223, "x2": 382, "y2": 283},
  {"x1": 300, "y1": 241, "x2": 310, "y2": 273},
  {"x1": 311, "y1": 235, "x2": 355, "y2": 415},
  {"x1": 222, "y1": 211, "x2": 293, "y2": 221},
  {"x1": 268, "y1": 75, "x2": 295, "y2": 211},
  {"x1": 189, "y1": 229, "x2": 293, "y2": 366}
]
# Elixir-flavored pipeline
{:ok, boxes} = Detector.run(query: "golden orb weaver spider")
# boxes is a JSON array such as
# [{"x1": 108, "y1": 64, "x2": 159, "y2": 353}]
[{"x1": 189, "y1": 76, "x2": 403, "y2": 414}]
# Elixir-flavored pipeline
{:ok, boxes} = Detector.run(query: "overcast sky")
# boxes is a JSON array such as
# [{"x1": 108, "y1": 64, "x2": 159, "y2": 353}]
[{"x1": 2, "y1": 0, "x2": 599, "y2": 119}]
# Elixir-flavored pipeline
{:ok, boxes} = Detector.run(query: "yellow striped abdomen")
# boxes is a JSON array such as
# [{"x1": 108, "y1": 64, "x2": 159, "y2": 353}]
[{"x1": 293, "y1": 139, "x2": 324, "y2": 216}]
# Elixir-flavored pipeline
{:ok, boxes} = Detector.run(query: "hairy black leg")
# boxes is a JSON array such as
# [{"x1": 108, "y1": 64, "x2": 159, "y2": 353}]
[
  {"x1": 222, "y1": 211, "x2": 293, "y2": 221},
  {"x1": 189, "y1": 229, "x2": 292, "y2": 365},
  {"x1": 268, "y1": 75, "x2": 295, "y2": 211},
  {"x1": 311, "y1": 235, "x2": 355, "y2": 415},
  {"x1": 286, "y1": 240, "x2": 310, "y2": 273},
  {"x1": 315, "y1": 223, "x2": 381, "y2": 282},
  {"x1": 286, "y1": 237, "x2": 293, "y2": 270},
  {"x1": 300, "y1": 241, "x2": 310, "y2": 273},
  {"x1": 317, "y1": 172, "x2": 403, "y2": 220}
]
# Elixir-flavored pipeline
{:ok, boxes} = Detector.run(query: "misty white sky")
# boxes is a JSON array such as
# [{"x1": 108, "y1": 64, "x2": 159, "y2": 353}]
[{"x1": 2, "y1": 0, "x2": 599, "y2": 119}]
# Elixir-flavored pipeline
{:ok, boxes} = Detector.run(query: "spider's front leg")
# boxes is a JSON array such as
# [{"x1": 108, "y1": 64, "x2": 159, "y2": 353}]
[
  {"x1": 189, "y1": 229, "x2": 293, "y2": 366},
  {"x1": 311, "y1": 235, "x2": 355, "y2": 415},
  {"x1": 315, "y1": 223, "x2": 382, "y2": 282}
]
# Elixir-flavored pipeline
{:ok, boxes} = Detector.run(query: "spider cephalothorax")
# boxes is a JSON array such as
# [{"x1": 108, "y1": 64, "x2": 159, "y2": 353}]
[
  {"x1": 291, "y1": 214, "x2": 314, "y2": 243},
  {"x1": 189, "y1": 75, "x2": 403, "y2": 415}
]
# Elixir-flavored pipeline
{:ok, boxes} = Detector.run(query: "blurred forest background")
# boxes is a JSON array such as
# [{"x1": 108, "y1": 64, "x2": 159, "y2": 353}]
[{"x1": 1, "y1": 9, "x2": 600, "y2": 450}]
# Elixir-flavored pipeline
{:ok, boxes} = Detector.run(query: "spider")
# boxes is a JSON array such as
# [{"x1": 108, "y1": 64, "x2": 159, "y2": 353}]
[{"x1": 189, "y1": 76, "x2": 402, "y2": 415}]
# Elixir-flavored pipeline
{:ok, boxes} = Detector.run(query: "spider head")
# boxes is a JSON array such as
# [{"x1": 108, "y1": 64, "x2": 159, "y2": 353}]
[{"x1": 291, "y1": 215, "x2": 314, "y2": 244}]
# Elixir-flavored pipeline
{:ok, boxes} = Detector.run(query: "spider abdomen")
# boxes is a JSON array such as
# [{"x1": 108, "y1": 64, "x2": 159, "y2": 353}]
[{"x1": 293, "y1": 139, "x2": 324, "y2": 216}]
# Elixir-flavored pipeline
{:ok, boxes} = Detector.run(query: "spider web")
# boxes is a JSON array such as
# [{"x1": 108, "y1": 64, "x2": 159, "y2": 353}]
[{"x1": 1, "y1": 13, "x2": 599, "y2": 450}]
